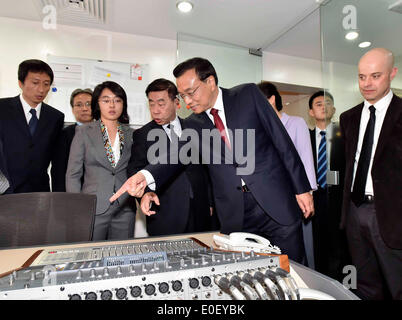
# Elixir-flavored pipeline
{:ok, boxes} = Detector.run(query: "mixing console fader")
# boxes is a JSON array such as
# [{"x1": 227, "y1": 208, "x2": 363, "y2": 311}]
[{"x1": 0, "y1": 238, "x2": 294, "y2": 300}]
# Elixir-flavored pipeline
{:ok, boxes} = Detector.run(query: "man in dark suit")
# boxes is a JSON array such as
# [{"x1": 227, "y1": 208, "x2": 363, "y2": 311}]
[
  {"x1": 112, "y1": 58, "x2": 314, "y2": 263},
  {"x1": 51, "y1": 88, "x2": 93, "y2": 191},
  {"x1": 0, "y1": 59, "x2": 64, "y2": 193},
  {"x1": 340, "y1": 48, "x2": 402, "y2": 299},
  {"x1": 308, "y1": 91, "x2": 350, "y2": 281},
  {"x1": 127, "y1": 78, "x2": 216, "y2": 236}
]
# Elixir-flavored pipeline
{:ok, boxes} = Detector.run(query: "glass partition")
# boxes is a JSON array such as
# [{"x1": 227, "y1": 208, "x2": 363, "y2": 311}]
[
  {"x1": 320, "y1": 0, "x2": 402, "y2": 118},
  {"x1": 176, "y1": 33, "x2": 263, "y2": 118},
  {"x1": 318, "y1": 0, "x2": 402, "y2": 284}
]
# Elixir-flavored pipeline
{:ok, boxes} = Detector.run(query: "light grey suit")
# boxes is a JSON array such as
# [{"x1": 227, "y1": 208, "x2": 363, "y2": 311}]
[{"x1": 66, "y1": 120, "x2": 136, "y2": 240}]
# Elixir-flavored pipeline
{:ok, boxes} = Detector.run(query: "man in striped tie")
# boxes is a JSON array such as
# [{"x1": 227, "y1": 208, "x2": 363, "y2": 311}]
[{"x1": 308, "y1": 91, "x2": 350, "y2": 281}]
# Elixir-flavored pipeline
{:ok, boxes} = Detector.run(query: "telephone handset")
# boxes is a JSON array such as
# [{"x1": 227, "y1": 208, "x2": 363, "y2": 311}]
[{"x1": 213, "y1": 232, "x2": 281, "y2": 254}]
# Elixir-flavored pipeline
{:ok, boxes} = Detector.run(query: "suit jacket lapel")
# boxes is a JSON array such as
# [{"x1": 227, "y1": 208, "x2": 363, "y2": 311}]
[
  {"x1": 11, "y1": 96, "x2": 31, "y2": 138},
  {"x1": 374, "y1": 95, "x2": 402, "y2": 164},
  {"x1": 87, "y1": 121, "x2": 111, "y2": 169},
  {"x1": 310, "y1": 129, "x2": 317, "y2": 171},
  {"x1": 33, "y1": 103, "x2": 50, "y2": 139},
  {"x1": 349, "y1": 103, "x2": 364, "y2": 162},
  {"x1": 115, "y1": 125, "x2": 132, "y2": 170},
  {"x1": 222, "y1": 87, "x2": 240, "y2": 159}
]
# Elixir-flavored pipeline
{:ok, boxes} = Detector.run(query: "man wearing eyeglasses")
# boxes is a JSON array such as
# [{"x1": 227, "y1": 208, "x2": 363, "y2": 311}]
[
  {"x1": 127, "y1": 78, "x2": 218, "y2": 236},
  {"x1": 112, "y1": 57, "x2": 314, "y2": 263},
  {"x1": 51, "y1": 88, "x2": 93, "y2": 191}
]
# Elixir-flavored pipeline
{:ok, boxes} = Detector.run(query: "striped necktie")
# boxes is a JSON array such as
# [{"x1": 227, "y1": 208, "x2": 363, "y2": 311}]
[
  {"x1": 0, "y1": 169, "x2": 10, "y2": 194},
  {"x1": 317, "y1": 131, "x2": 327, "y2": 188}
]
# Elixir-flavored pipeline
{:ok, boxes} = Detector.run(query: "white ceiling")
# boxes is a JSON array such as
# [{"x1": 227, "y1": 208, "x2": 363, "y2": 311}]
[
  {"x1": 0, "y1": 0, "x2": 322, "y2": 58},
  {"x1": 1, "y1": 0, "x2": 401, "y2": 65}
]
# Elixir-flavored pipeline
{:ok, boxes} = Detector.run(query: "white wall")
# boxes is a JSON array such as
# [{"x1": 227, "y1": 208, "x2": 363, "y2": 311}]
[
  {"x1": 0, "y1": 17, "x2": 177, "y2": 100},
  {"x1": 262, "y1": 52, "x2": 323, "y2": 89}
]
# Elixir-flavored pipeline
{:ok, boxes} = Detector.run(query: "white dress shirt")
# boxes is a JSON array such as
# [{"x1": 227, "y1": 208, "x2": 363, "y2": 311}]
[
  {"x1": 20, "y1": 95, "x2": 42, "y2": 123},
  {"x1": 205, "y1": 88, "x2": 232, "y2": 146},
  {"x1": 351, "y1": 90, "x2": 393, "y2": 195},
  {"x1": 162, "y1": 115, "x2": 182, "y2": 140}
]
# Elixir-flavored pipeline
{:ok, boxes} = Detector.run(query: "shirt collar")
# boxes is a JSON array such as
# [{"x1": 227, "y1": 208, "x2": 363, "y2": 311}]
[
  {"x1": 363, "y1": 89, "x2": 393, "y2": 113},
  {"x1": 162, "y1": 114, "x2": 180, "y2": 130},
  {"x1": 20, "y1": 94, "x2": 42, "y2": 118},
  {"x1": 315, "y1": 122, "x2": 333, "y2": 139},
  {"x1": 206, "y1": 88, "x2": 224, "y2": 116}
]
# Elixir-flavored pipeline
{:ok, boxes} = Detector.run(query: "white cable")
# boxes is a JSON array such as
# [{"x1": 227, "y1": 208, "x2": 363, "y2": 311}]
[{"x1": 299, "y1": 288, "x2": 336, "y2": 300}]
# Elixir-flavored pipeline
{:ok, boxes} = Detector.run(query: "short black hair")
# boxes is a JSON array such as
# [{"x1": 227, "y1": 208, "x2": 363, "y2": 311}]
[
  {"x1": 145, "y1": 78, "x2": 178, "y2": 101},
  {"x1": 18, "y1": 59, "x2": 54, "y2": 85},
  {"x1": 308, "y1": 90, "x2": 334, "y2": 109},
  {"x1": 173, "y1": 57, "x2": 218, "y2": 85},
  {"x1": 70, "y1": 88, "x2": 93, "y2": 107},
  {"x1": 257, "y1": 81, "x2": 283, "y2": 111},
  {"x1": 91, "y1": 81, "x2": 129, "y2": 124}
]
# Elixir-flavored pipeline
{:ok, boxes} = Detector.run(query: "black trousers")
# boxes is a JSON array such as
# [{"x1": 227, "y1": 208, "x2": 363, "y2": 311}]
[
  {"x1": 346, "y1": 201, "x2": 402, "y2": 300},
  {"x1": 241, "y1": 191, "x2": 306, "y2": 264},
  {"x1": 313, "y1": 186, "x2": 351, "y2": 281}
]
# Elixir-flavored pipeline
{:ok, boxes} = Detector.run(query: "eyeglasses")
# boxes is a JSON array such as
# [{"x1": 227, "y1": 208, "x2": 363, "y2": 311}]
[
  {"x1": 73, "y1": 102, "x2": 91, "y2": 108},
  {"x1": 99, "y1": 97, "x2": 123, "y2": 105},
  {"x1": 177, "y1": 82, "x2": 203, "y2": 102}
]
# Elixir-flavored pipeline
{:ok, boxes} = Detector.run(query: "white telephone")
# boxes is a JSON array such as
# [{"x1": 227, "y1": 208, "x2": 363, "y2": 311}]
[{"x1": 213, "y1": 232, "x2": 281, "y2": 254}]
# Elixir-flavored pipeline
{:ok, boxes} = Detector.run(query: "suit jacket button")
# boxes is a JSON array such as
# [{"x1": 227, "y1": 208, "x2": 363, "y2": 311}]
[{"x1": 112, "y1": 173, "x2": 115, "y2": 176}]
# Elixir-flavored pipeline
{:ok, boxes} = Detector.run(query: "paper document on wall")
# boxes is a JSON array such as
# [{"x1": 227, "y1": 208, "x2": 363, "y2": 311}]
[{"x1": 130, "y1": 64, "x2": 143, "y2": 80}]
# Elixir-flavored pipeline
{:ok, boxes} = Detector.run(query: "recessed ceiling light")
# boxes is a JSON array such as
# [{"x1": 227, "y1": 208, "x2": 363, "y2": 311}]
[
  {"x1": 359, "y1": 41, "x2": 372, "y2": 48},
  {"x1": 345, "y1": 31, "x2": 359, "y2": 40},
  {"x1": 177, "y1": 1, "x2": 193, "y2": 13}
]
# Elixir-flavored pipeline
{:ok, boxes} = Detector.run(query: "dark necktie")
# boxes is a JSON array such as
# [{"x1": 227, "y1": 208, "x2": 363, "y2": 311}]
[
  {"x1": 29, "y1": 108, "x2": 38, "y2": 136},
  {"x1": 210, "y1": 108, "x2": 231, "y2": 149},
  {"x1": 317, "y1": 131, "x2": 327, "y2": 188},
  {"x1": 0, "y1": 169, "x2": 10, "y2": 194},
  {"x1": 352, "y1": 105, "x2": 376, "y2": 207}
]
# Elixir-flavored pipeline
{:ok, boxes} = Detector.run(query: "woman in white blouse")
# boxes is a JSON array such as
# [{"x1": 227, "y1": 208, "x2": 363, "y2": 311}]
[{"x1": 66, "y1": 81, "x2": 136, "y2": 240}]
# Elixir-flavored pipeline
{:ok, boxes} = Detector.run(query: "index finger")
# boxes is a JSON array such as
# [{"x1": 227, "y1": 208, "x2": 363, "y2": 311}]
[{"x1": 109, "y1": 182, "x2": 128, "y2": 202}]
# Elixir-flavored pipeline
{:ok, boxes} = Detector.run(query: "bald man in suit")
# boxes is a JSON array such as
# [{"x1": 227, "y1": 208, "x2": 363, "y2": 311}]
[{"x1": 340, "y1": 48, "x2": 402, "y2": 300}]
